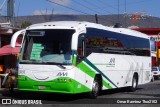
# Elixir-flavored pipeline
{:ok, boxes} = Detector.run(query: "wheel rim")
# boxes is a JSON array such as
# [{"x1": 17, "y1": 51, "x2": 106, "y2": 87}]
[
  {"x1": 92, "y1": 81, "x2": 99, "y2": 96},
  {"x1": 133, "y1": 78, "x2": 137, "y2": 88}
]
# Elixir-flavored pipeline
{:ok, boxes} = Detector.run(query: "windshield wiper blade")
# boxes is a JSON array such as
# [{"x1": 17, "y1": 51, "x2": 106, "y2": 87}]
[
  {"x1": 57, "y1": 65, "x2": 66, "y2": 69},
  {"x1": 42, "y1": 62, "x2": 66, "y2": 69}
]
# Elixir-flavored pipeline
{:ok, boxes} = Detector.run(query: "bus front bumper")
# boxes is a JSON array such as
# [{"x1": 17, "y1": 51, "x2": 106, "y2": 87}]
[
  {"x1": 18, "y1": 76, "x2": 91, "y2": 94},
  {"x1": 18, "y1": 76, "x2": 75, "y2": 94}
]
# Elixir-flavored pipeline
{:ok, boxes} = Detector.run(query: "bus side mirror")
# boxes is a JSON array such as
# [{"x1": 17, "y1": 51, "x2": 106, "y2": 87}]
[{"x1": 10, "y1": 29, "x2": 26, "y2": 48}]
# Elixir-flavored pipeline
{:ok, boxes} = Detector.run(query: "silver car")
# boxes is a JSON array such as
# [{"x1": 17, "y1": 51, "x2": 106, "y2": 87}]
[{"x1": 152, "y1": 67, "x2": 160, "y2": 80}]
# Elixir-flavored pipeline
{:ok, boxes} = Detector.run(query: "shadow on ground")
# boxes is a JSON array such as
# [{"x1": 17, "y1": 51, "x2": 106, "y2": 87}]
[{"x1": 1, "y1": 87, "x2": 144, "y2": 103}]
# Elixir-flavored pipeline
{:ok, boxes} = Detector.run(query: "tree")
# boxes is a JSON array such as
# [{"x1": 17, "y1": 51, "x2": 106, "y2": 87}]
[{"x1": 21, "y1": 21, "x2": 32, "y2": 28}]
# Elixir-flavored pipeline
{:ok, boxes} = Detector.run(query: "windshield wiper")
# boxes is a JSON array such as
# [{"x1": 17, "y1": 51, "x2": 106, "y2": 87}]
[
  {"x1": 57, "y1": 65, "x2": 66, "y2": 69},
  {"x1": 42, "y1": 62, "x2": 66, "y2": 69},
  {"x1": 20, "y1": 60, "x2": 41, "y2": 64}
]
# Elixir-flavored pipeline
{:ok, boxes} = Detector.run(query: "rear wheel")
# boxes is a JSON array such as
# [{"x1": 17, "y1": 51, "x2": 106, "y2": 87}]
[{"x1": 129, "y1": 74, "x2": 138, "y2": 92}]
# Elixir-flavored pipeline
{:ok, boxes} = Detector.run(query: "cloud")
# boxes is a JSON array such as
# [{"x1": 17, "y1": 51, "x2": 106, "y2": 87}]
[
  {"x1": 33, "y1": 10, "x2": 53, "y2": 15},
  {"x1": 32, "y1": 9, "x2": 77, "y2": 15},
  {"x1": 48, "y1": 0, "x2": 71, "y2": 6}
]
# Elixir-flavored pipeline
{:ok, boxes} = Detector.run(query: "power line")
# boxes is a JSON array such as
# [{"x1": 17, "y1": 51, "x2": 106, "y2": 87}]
[
  {"x1": 98, "y1": 0, "x2": 150, "y2": 14},
  {"x1": 46, "y1": 0, "x2": 97, "y2": 22},
  {"x1": 71, "y1": 0, "x2": 116, "y2": 23},
  {"x1": 47, "y1": 0, "x2": 116, "y2": 24},
  {"x1": 72, "y1": 0, "x2": 101, "y2": 14},
  {"x1": 82, "y1": 0, "x2": 113, "y2": 14},
  {"x1": 98, "y1": 0, "x2": 119, "y2": 11},
  {"x1": 81, "y1": 0, "x2": 116, "y2": 23},
  {"x1": 81, "y1": 0, "x2": 117, "y2": 23},
  {"x1": 130, "y1": 0, "x2": 151, "y2": 5},
  {"x1": 0, "y1": 0, "x2": 7, "y2": 11},
  {"x1": 46, "y1": 0, "x2": 89, "y2": 15}
]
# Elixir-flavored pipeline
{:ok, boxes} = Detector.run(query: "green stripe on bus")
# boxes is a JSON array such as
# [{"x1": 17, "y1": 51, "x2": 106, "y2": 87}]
[
  {"x1": 84, "y1": 58, "x2": 118, "y2": 88},
  {"x1": 77, "y1": 62, "x2": 95, "y2": 78},
  {"x1": 72, "y1": 51, "x2": 77, "y2": 66},
  {"x1": 73, "y1": 55, "x2": 77, "y2": 66},
  {"x1": 103, "y1": 80, "x2": 112, "y2": 89},
  {"x1": 77, "y1": 61, "x2": 113, "y2": 89}
]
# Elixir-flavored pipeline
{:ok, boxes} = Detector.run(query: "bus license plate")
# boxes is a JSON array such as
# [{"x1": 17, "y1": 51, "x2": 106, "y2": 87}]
[{"x1": 38, "y1": 86, "x2": 46, "y2": 90}]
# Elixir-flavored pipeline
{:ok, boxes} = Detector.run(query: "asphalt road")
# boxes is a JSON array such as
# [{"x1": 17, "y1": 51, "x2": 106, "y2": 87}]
[{"x1": 1, "y1": 80, "x2": 160, "y2": 107}]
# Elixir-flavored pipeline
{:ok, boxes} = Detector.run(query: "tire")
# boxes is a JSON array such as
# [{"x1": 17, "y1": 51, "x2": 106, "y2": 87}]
[
  {"x1": 154, "y1": 76, "x2": 158, "y2": 80},
  {"x1": 151, "y1": 76, "x2": 154, "y2": 82},
  {"x1": 89, "y1": 77, "x2": 100, "y2": 99},
  {"x1": 158, "y1": 76, "x2": 160, "y2": 80},
  {"x1": 129, "y1": 75, "x2": 138, "y2": 92}
]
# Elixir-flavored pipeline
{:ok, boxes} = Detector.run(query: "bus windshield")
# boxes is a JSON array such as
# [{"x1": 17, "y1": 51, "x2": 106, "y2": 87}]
[{"x1": 21, "y1": 29, "x2": 75, "y2": 65}]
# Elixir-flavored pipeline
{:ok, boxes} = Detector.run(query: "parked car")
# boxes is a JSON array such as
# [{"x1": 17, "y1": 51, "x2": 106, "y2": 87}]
[{"x1": 152, "y1": 67, "x2": 160, "y2": 80}]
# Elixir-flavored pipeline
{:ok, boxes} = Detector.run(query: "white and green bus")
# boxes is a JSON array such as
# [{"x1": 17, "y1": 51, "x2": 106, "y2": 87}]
[{"x1": 11, "y1": 21, "x2": 152, "y2": 98}]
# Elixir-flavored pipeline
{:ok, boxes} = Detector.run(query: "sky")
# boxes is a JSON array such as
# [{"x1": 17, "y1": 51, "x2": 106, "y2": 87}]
[{"x1": 0, "y1": 0, "x2": 160, "y2": 17}]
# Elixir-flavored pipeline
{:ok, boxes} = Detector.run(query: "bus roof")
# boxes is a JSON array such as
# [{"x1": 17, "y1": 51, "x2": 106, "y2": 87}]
[{"x1": 27, "y1": 21, "x2": 149, "y2": 39}]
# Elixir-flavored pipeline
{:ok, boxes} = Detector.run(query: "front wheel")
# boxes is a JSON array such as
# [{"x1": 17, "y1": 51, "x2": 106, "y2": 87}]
[{"x1": 89, "y1": 78, "x2": 100, "y2": 99}]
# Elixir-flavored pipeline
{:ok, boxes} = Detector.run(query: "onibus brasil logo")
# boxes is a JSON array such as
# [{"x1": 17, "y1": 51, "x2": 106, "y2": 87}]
[{"x1": 2, "y1": 99, "x2": 42, "y2": 105}]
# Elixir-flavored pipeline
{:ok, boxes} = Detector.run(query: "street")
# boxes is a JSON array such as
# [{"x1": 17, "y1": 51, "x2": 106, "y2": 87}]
[{"x1": 0, "y1": 80, "x2": 160, "y2": 107}]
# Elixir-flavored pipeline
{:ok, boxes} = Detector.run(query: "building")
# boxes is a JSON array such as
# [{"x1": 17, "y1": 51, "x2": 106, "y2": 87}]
[{"x1": 0, "y1": 23, "x2": 20, "y2": 88}]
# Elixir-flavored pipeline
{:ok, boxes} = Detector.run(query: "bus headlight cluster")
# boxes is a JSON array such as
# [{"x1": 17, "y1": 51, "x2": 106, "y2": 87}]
[
  {"x1": 56, "y1": 78, "x2": 67, "y2": 83},
  {"x1": 55, "y1": 78, "x2": 73, "y2": 83}
]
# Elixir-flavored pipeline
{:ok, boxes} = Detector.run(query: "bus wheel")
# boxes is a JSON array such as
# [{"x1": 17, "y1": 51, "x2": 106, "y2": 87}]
[
  {"x1": 129, "y1": 74, "x2": 138, "y2": 92},
  {"x1": 89, "y1": 77, "x2": 100, "y2": 99}
]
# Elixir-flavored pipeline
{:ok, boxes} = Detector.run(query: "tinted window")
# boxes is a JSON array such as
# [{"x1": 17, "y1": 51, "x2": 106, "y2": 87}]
[
  {"x1": 85, "y1": 28, "x2": 150, "y2": 56},
  {"x1": 150, "y1": 37, "x2": 155, "y2": 51}
]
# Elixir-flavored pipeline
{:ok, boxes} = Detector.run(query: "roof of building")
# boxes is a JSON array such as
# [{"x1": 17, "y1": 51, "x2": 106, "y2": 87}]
[{"x1": 133, "y1": 28, "x2": 160, "y2": 35}]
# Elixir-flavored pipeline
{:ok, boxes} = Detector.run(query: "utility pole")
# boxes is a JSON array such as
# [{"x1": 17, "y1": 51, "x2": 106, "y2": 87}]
[{"x1": 7, "y1": 0, "x2": 14, "y2": 26}]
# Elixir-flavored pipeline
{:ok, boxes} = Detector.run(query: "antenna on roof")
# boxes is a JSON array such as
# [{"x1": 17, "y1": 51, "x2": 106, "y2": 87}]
[
  {"x1": 95, "y1": 14, "x2": 98, "y2": 24},
  {"x1": 114, "y1": 23, "x2": 122, "y2": 28}
]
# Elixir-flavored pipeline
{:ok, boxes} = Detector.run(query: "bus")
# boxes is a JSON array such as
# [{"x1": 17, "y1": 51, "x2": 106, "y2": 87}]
[{"x1": 11, "y1": 21, "x2": 152, "y2": 98}]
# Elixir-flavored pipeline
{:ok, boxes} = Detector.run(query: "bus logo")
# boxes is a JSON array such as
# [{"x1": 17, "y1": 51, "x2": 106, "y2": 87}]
[
  {"x1": 2, "y1": 99, "x2": 11, "y2": 104},
  {"x1": 109, "y1": 58, "x2": 115, "y2": 65},
  {"x1": 56, "y1": 72, "x2": 68, "y2": 77}
]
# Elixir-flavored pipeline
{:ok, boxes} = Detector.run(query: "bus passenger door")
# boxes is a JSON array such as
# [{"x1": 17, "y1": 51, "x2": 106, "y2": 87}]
[{"x1": 74, "y1": 34, "x2": 88, "y2": 93}]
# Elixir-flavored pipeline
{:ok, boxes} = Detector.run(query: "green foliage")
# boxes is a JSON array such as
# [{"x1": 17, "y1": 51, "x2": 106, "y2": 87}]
[{"x1": 21, "y1": 21, "x2": 32, "y2": 28}]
